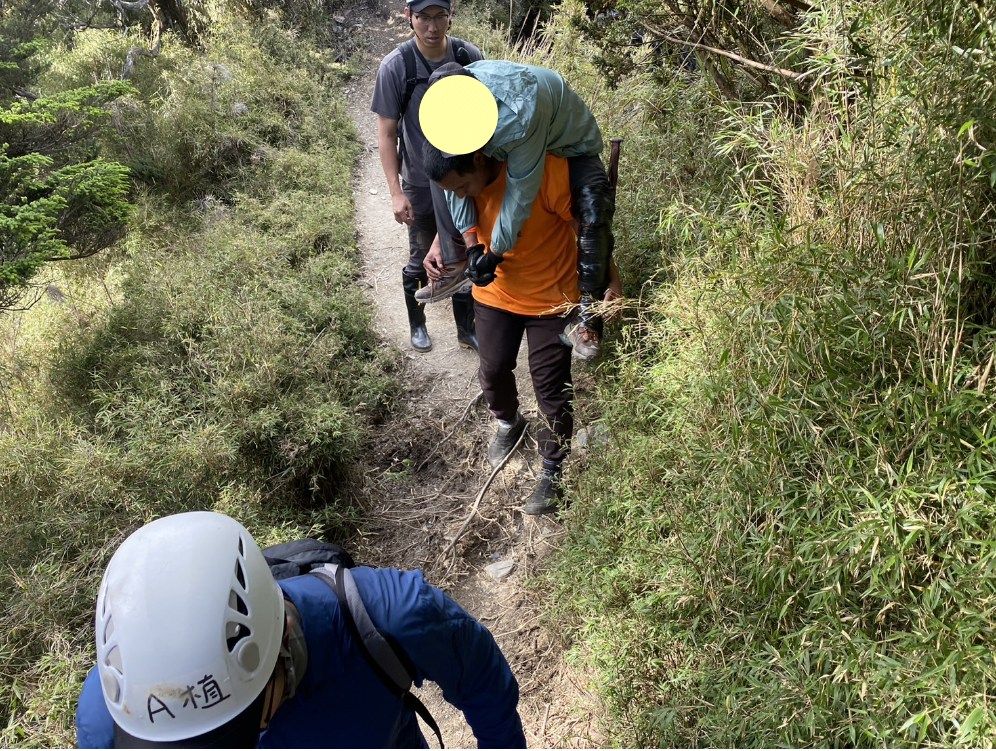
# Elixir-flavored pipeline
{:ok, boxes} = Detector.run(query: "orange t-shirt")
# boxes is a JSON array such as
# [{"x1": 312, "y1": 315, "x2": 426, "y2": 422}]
[{"x1": 471, "y1": 155, "x2": 579, "y2": 316}]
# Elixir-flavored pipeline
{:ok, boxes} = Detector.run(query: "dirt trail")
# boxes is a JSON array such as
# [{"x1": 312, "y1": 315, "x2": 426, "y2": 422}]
[{"x1": 344, "y1": 4, "x2": 603, "y2": 748}]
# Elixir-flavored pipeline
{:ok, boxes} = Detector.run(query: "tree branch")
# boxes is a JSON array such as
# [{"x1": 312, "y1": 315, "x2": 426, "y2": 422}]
[
  {"x1": 438, "y1": 425, "x2": 529, "y2": 563},
  {"x1": 759, "y1": 0, "x2": 798, "y2": 28},
  {"x1": 112, "y1": 0, "x2": 149, "y2": 12},
  {"x1": 121, "y1": 39, "x2": 161, "y2": 79},
  {"x1": 650, "y1": 28, "x2": 807, "y2": 81},
  {"x1": 698, "y1": 52, "x2": 738, "y2": 100}
]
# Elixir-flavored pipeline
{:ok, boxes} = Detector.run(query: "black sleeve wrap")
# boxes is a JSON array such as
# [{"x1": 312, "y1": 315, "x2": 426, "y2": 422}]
[{"x1": 573, "y1": 178, "x2": 615, "y2": 298}]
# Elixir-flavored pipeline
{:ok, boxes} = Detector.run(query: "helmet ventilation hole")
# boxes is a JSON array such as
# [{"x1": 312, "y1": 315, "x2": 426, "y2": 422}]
[
  {"x1": 104, "y1": 643, "x2": 123, "y2": 672},
  {"x1": 234, "y1": 558, "x2": 246, "y2": 589},
  {"x1": 227, "y1": 589, "x2": 252, "y2": 650},
  {"x1": 226, "y1": 620, "x2": 251, "y2": 650},
  {"x1": 103, "y1": 614, "x2": 115, "y2": 644},
  {"x1": 229, "y1": 588, "x2": 249, "y2": 616},
  {"x1": 101, "y1": 669, "x2": 122, "y2": 704}
]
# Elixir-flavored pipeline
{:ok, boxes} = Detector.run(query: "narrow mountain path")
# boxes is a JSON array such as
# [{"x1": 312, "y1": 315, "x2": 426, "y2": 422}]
[{"x1": 343, "y1": 3, "x2": 604, "y2": 747}]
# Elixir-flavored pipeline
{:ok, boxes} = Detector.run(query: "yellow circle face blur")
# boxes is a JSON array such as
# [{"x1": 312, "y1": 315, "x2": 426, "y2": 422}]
[{"x1": 420, "y1": 75, "x2": 498, "y2": 155}]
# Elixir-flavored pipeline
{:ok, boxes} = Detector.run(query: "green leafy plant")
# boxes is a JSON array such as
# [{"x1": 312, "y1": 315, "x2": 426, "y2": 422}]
[
  {"x1": 0, "y1": 7, "x2": 396, "y2": 745},
  {"x1": 539, "y1": 0, "x2": 996, "y2": 746}
]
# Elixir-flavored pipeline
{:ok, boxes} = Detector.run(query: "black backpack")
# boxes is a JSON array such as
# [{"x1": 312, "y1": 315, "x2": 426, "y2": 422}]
[
  {"x1": 396, "y1": 36, "x2": 473, "y2": 166},
  {"x1": 262, "y1": 539, "x2": 444, "y2": 747}
]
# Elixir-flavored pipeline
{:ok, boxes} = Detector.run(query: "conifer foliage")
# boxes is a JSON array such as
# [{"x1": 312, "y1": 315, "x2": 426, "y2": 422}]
[{"x1": 0, "y1": 16, "x2": 132, "y2": 310}]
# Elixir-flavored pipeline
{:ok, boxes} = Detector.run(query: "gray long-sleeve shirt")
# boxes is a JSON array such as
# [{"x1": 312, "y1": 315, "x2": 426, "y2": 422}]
[{"x1": 444, "y1": 60, "x2": 603, "y2": 254}]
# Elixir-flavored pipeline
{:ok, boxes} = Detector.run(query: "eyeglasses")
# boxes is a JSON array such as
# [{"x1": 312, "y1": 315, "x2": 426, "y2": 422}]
[{"x1": 413, "y1": 11, "x2": 450, "y2": 27}]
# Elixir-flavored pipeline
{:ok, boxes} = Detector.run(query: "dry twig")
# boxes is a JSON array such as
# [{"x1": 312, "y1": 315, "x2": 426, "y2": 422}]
[
  {"x1": 438, "y1": 426, "x2": 529, "y2": 562},
  {"x1": 414, "y1": 390, "x2": 485, "y2": 473}
]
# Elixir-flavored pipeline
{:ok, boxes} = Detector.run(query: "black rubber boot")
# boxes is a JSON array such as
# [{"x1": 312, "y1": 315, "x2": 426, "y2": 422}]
[
  {"x1": 402, "y1": 271, "x2": 432, "y2": 352},
  {"x1": 487, "y1": 413, "x2": 527, "y2": 468},
  {"x1": 523, "y1": 461, "x2": 564, "y2": 515},
  {"x1": 452, "y1": 291, "x2": 478, "y2": 352}
]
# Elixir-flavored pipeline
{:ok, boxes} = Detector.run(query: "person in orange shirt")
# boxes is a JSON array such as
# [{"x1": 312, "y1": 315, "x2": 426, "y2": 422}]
[{"x1": 421, "y1": 144, "x2": 618, "y2": 514}]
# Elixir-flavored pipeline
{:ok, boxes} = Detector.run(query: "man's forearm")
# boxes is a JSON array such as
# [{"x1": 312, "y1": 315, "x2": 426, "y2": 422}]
[
  {"x1": 375, "y1": 119, "x2": 404, "y2": 197},
  {"x1": 377, "y1": 138, "x2": 404, "y2": 197},
  {"x1": 491, "y1": 173, "x2": 543, "y2": 255},
  {"x1": 448, "y1": 617, "x2": 527, "y2": 748},
  {"x1": 446, "y1": 190, "x2": 480, "y2": 238}
]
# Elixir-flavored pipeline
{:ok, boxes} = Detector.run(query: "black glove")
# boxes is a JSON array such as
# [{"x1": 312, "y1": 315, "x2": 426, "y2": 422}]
[{"x1": 465, "y1": 243, "x2": 503, "y2": 287}]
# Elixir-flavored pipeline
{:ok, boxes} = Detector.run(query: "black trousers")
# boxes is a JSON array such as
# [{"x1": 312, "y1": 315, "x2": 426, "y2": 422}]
[
  {"x1": 475, "y1": 302, "x2": 574, "y2": 465},
  {"x1": 401, "y1": 180, "x2": 466, "y2": 277}
]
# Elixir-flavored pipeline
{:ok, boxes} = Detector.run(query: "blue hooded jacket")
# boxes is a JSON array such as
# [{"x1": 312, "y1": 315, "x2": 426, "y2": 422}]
[{"x1": 76, "y1": 567, "x2": 526, "y2": 748}]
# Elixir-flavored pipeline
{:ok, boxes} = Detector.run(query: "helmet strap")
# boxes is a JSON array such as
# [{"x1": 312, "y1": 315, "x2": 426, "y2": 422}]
[{"x1": 259, "y1": 662, "x2": 285, "y2": 730}]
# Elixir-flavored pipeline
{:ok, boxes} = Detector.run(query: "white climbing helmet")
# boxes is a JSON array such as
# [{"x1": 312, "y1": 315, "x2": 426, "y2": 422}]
[{"x1": 95, "y1": 511, "x2": 285, "y2": 743}]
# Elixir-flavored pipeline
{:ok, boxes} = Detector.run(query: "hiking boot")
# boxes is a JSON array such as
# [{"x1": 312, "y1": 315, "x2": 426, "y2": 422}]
[
  {"x1": 560, "y1": 320, "x2": 600, "y2": 361},
  {"x1": 452, "y1": 292, "x2": 478, "y2": 352},
  {"x1": 522, "y1": 464, "x2": 564, "y2": 515},
  {"x1": 487, "y1": 414, "x2": 527, "y2": 468},
  {"x1": 403, "y1": 271, "x2": 433, "y2": 352},
  {"x1": 415, "y1": 261, "x2": 474, "y2": 304}
]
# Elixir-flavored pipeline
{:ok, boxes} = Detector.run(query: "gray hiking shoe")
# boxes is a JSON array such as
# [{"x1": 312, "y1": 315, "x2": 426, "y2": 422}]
[
  {"x1": 487, "y1": 414, "x2": 527, "y2": 468},
  {"x1": 522, "y1": 464, "x2": 563, "y2": 515},
  {"x1": 560, "y1": 320, "x2": 600, "y2": 361},
  {"x1": 415, "y1": 262, "x2": 474, "y2": 304}
]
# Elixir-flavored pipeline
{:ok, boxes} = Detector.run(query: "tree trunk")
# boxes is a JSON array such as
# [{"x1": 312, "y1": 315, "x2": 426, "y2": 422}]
[{"x1": 148, "y1": 0, "x2": 190, "y2": 40}]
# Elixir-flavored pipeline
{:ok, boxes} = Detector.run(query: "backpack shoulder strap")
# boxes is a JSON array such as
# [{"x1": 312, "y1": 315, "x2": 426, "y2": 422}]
[
  {"x1": 309, "y1": 565, "x2": 444, "y2": 748},
  {"x1": 396, "y1": 39, "x2": 425, "y2": 167},
  {"x1": 398, "y1": 39, "x2": 421, "y2": 120},
  {"x1": 450, "y1": 37, "x2": 471, "y2": 65}
]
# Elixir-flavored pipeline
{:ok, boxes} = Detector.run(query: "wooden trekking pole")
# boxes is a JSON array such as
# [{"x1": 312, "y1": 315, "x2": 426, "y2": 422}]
[
  {"x1": 606, "y1": 137, "x2": 623, "y2": 300},
  {"x1": 608, "y1": 137, "x2": 622, "y2": 197}
]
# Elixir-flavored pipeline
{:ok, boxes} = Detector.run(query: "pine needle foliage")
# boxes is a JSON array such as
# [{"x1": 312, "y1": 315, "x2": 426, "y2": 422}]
[{"x1": 0, "y1": 26, "x2": 134, "y2": 310}]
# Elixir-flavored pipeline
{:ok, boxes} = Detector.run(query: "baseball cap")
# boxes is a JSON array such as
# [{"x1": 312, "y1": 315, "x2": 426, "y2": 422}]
[{"x1": 408, "y1": 0, "x2": 451, "y2": 13}]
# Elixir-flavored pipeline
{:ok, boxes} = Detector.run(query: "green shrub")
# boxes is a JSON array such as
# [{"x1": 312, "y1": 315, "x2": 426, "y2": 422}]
[
  {"x1": 0, "y1": 26, "x2": 134, "y2": 310},
  {"x1": 542, "y1": 0, "x2": 996, "y2": 747},
  {"x1": 39, "y1": 18, "x2": 351, "y2": 202},
  {"x1": 0, "y1": 9, "x2": 395, "y2": 745}
]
